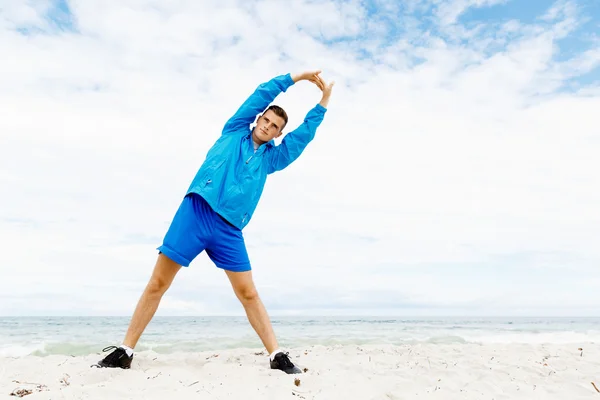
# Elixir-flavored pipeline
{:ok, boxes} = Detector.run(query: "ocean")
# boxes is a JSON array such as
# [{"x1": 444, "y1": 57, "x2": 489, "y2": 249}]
[{"x1": 1, "y1": 316, "x2": 598, "y2": 357}]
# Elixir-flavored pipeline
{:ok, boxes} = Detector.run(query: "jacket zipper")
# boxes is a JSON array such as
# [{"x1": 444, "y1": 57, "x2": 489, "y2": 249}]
[{"x1": 246, "y1": 155, "x2": 253, "y2": 164}]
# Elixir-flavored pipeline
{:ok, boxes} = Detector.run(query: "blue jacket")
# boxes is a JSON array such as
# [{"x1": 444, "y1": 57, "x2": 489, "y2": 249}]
[{"x1": 186, "y1": 73, "x2": 327, "y2": 230}]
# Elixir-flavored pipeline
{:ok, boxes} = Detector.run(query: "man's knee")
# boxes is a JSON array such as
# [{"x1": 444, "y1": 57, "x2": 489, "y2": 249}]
[
  {"x1": 145, "y1": 254, "x2": 180, "y2": 295},
  {"x1": 225, "y1": 270, "x2": 259, "y2": 303},
  {"x1": 236, "y1": 285, "x2": 259, "y2": 303},
  {"x1": 146, "y1": 276, "x2": 171, "y2": 295}
]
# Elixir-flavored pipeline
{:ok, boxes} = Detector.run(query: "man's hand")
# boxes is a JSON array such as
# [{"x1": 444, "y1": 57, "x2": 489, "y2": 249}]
[
  {"x1": 315, "y1": 74, "x2": 334, "y2": 108},
  {"x1": 291, "y1": 70, "x2": 334, "y2": 108},
  {"x1": 291, "y1": 70, "x2": 325, "y2": 90}
]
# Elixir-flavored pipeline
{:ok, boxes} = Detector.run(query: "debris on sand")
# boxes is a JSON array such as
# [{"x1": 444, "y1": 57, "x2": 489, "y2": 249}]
[
  {"x1": 10, "y1": 388, "x2": 32, "y2": 398},
  {"x1": 60, "y1": 374, "x2": 70, "y2": 386},
  {"x1": 9, "y1": 381, "x2": 48, "y2": 398}
]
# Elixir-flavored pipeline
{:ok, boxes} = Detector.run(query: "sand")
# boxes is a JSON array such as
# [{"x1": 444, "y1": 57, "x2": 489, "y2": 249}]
[{"x1": 2, "y1": 343, "x2": 599, "y2": 399}]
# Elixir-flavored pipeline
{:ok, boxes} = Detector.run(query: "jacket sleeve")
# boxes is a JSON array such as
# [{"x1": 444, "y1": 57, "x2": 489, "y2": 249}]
[
  {"x1": 222, "y1": 74, "x2": 295, "y2": 135},
  {"x1": 266, "y1": 104, "x2": 327, "y2": 174}
]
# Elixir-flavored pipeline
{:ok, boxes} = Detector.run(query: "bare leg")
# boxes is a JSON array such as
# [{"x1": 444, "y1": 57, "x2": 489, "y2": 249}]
[
  {"x1": 123, "y1": 253, "x2": 182, "y2": 348},
  {"x1": 225, "y1": 270, "x2": 279, "y2": 354}
]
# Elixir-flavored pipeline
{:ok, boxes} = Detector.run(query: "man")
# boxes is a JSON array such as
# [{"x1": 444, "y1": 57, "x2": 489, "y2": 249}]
[{"x1": 96, "y1": 70, "x2": 334, "y2": 374}]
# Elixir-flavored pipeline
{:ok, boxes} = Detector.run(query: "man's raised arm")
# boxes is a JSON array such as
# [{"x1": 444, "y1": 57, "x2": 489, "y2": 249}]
[
  {"x1": 222, "y1": 74, "x2": 295, "y2": 135},
  {"x1": 266, "y1": 72, "x2": 334, "y2": 173},
  {"x1": 265, "y1": 104, "x2": 327, "y2": 174}
]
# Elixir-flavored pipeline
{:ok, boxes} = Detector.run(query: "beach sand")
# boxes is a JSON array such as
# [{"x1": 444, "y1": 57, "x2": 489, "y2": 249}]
[{"x1": 2, "y1": 343, "x2": 599, "y2": 399}]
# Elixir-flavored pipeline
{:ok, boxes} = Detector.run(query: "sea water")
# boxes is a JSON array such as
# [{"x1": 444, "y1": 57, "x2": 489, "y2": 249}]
[{"x1": 1, "y1": 316, "x2": 598, "y2": 357}]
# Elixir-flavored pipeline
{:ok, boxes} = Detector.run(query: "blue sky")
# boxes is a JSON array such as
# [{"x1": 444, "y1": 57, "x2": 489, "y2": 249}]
[
  {"x1": 46, "y1": 0, "x2": 74, "y2": 31},
  {"x1": 1, "y1": 0, "x2": 599, "y2": 317}
]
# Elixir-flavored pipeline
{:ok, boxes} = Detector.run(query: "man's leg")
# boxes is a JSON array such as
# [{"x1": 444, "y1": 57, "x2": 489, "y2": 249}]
[
  {"x1": 207, "y1": 211, "x2": 301, "y2": 373},
  {"x1": 96, "y1": 253, "x2": 182, "y2": 369},
  {"x1": 224, "y1": 269, "x2": 278, "y2": 354},
  {"x1": 123, "y1": 253, "x2": 182, "y2": 348},
  {"x1": 122, "y1": 193, "x2": 210, "y2": 347},
  {"x1": 224, "y1": 269, "x2": 302, "y2": 374},
  {"x1": 97, "y1": 193, "x2": 209, "y2": 369}
]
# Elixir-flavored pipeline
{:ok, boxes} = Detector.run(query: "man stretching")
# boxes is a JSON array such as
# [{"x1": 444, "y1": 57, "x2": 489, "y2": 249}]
[{"x1": 96, "y1": 70, "x2": 334, "y2": 374}]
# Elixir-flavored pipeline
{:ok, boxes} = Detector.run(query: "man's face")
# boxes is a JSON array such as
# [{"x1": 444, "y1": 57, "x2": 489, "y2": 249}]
[{"x1": 254, "y1": 110, "x2": 285, "y2": 143}]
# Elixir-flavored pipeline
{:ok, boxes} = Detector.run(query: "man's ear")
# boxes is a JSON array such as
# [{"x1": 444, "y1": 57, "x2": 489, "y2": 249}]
[{"x1": 275, "y1": 130, "x2": 283, "y2": 138}]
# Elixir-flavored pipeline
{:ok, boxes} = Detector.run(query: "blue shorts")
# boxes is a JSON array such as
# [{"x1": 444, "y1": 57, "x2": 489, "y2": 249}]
[{"x1": 157, "y1": 193, "x2": 251, "y2": 272}]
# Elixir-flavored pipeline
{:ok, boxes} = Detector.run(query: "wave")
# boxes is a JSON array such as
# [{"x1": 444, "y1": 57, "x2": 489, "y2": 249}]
[{"x1": 2, "y1": 331, "x2": 597, "y2": 357}]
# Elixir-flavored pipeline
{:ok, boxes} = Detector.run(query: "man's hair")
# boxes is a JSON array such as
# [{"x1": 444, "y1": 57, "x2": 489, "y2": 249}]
[{"x1": 264, "y1": 105, "x2": 288, "y2": 130}]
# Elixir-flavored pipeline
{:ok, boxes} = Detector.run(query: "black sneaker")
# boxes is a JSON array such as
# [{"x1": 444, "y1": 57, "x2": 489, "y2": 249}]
[
  {"x1": 270, "y1": 352, "x2": 302, "y2": 374},
  {"x1": 95, "y1": 346, "x2": 133, "y2": 369}
]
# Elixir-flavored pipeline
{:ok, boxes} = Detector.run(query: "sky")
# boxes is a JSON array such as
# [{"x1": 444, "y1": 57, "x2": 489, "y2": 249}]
[{"x1": 1, "y1": 0, "x2": 599, "y2": 317}]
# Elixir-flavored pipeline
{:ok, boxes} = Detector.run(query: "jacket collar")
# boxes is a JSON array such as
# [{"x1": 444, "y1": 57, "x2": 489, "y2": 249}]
[{"x1": 247, "y1": 131, "x2": 275, "y2": 151}]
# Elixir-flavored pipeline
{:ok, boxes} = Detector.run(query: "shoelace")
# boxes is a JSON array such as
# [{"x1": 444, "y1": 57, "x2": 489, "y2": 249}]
[
  {"x1": 101, "y1": 346, "x2": 126, "y2": 364},
  {"x1": 277, "y1": 352, "x2": 295, "y2": 368}
]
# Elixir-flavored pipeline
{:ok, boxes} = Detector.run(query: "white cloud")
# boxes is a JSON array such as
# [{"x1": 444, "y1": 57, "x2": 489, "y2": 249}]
[
  {"x1": 540, "y1": 0, "x2": 576, "y2": 22},
  {"x1": 1, "y1": 0, "x2": 599, "y2": 317},
  {"x1": 0, "y1": 1, "x2": 53, "y2": 29}
]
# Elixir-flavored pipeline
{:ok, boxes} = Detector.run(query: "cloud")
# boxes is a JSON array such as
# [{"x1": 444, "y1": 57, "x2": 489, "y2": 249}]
[{"x1": 0, "y1": 0, "x2": 599, "y2": 317}]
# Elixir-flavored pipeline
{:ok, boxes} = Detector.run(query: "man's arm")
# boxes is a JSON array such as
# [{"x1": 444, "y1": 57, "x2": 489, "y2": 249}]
[
  {"x1": 266, "y1": 104, "x2": 327, "y2": 174},
  {"x1": 266, "y1": 74, "x2": 334, "y2": 173},
  {"x1": 222, "y1": 74, "x2": 295, "y2": 135}
]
